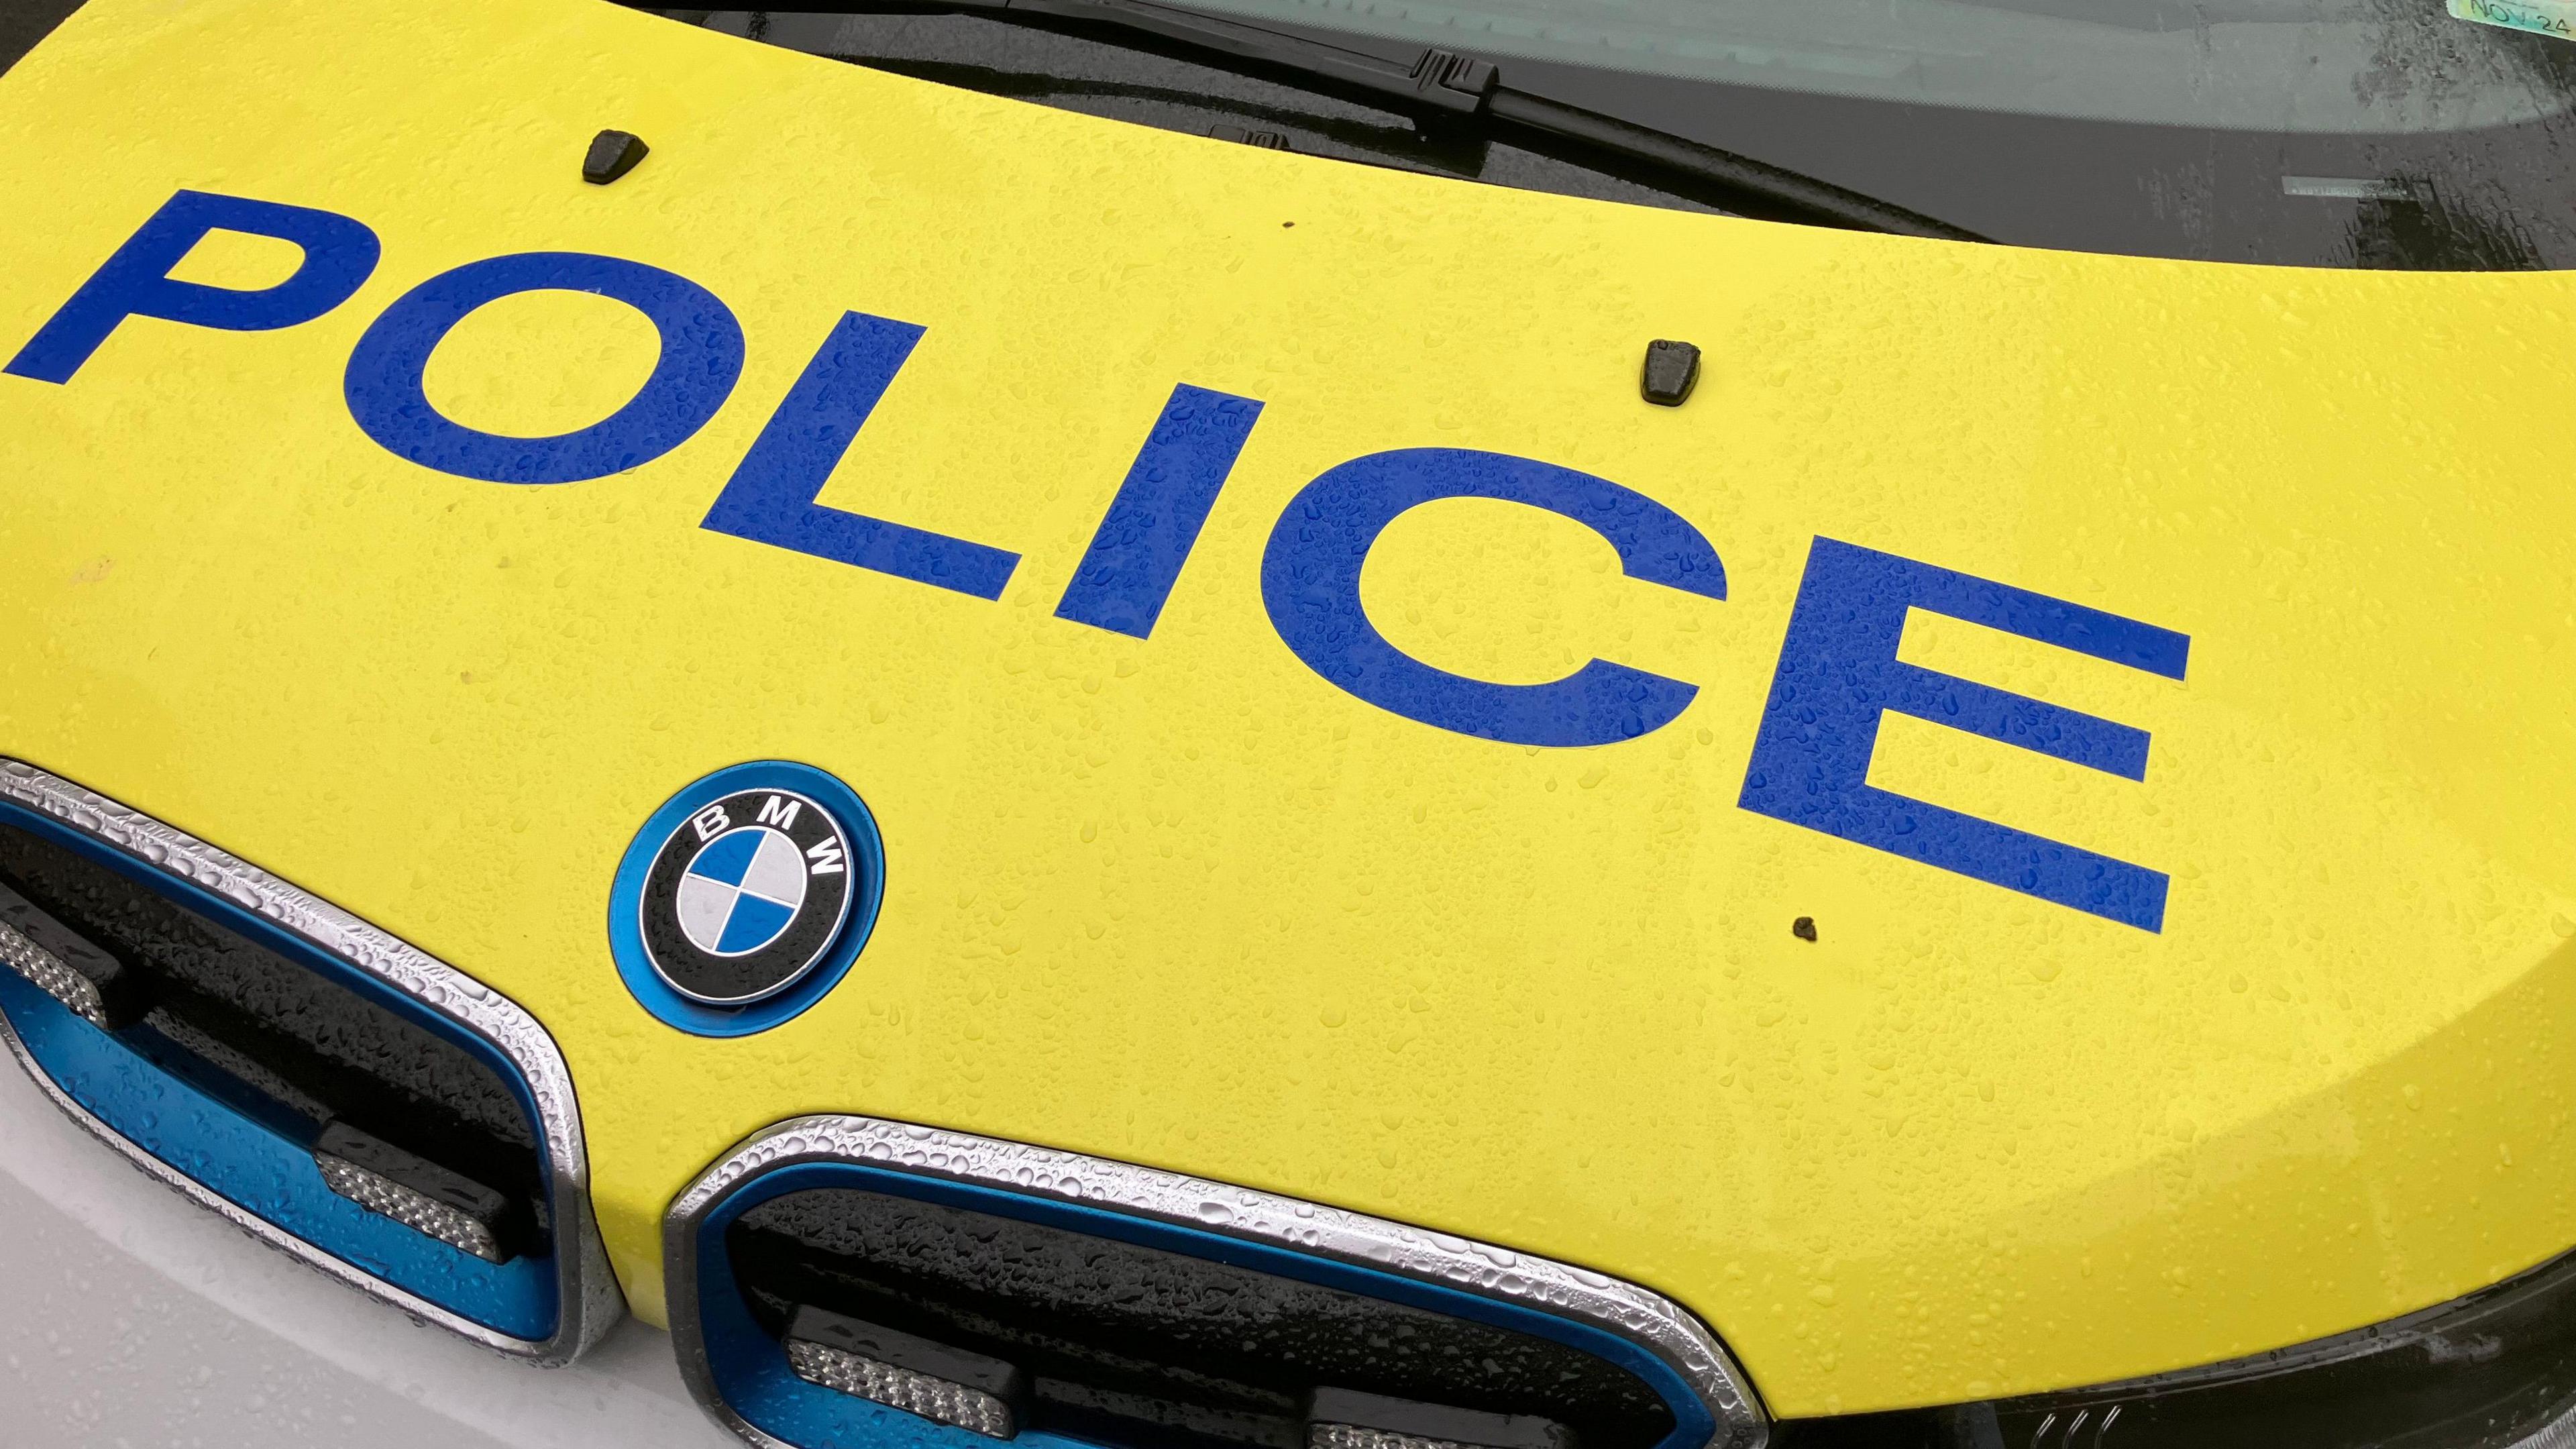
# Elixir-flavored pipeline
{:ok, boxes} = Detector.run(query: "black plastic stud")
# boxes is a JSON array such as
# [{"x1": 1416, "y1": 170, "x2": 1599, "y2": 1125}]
[
  {"x1": 583, "y1": 129, "x2": 650, "y2": 186},
  {"x1": 785, "y1": 1303, "x2": 1029, "y2": 1436},
  {"x1": 1641, "y1": 339, "x2": 1701, "y2": 407},
  {"x1": 0, "y1": 876, "x2": 150, "y2": 1028},
  {"x1": 1210, "y1": 123, "x2": 1291, "y2": 151},
  {"x1": 1408, "y1": 48, "x2": 1498, "y2": 110},
  {"x1": 1307, "y1": 1387, "x2": 1574, "y2": 1449},
  {"x1": 313, "y1": 1120, "x2": 520, "y2": 1263}
]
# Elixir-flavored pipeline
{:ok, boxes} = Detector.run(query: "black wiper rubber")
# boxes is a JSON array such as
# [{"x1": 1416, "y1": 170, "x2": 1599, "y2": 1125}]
[
  {"x1": 728, "y1": 1, "x2": 1985, "y2": 239},
  {"x1": 1480, "y1": 87, "x2": 1982, "y2": 239}
]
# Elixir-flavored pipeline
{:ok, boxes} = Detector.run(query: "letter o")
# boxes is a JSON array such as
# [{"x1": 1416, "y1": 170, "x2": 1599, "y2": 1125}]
[{"x1": 343, "y1": 252, "x2": 745, "y2": 484}]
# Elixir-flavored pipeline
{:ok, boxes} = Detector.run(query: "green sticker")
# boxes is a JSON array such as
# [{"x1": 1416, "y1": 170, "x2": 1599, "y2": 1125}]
[{"x1": 2449, "y1": 0, "x2": 2576, "y2": 40}]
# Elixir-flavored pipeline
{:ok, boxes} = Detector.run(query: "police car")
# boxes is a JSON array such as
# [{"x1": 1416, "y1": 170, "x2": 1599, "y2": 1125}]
[{"x1": 3, "y1": 0, "x2": 2574, "y2": 1446}]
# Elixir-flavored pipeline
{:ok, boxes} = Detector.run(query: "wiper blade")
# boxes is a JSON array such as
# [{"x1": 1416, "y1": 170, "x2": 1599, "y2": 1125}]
[
  {"x1": 733, "y1": 0, "x2": 1986, "y2": 239},
  {"x1": 1480, "y1": 86, "x2": 1984, "y2": 239}
]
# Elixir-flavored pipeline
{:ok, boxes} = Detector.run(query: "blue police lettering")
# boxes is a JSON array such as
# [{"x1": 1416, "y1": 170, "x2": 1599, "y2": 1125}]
[
  {"x1": 9, "y1": 191, "x2": 2197, "y2": 926},
  {"x1": 343, "y1": 251, "x2": 745, "y2": 485},
  {"x1": 1737, "y1": 538, "x2": 2190, "y2": 931},
  {"x1": 5, "y1": 189, "x2": 380, "y2": 384},
  {"x1": 1260, "y1": 448, "x2": 1726, "y2": 749},
  {"x1": 1056, "y1": 384, "x2": 1265, "y2": 638},
  {"x1": 699, "y1": 311, "x2": 1019, "y2": 600}
]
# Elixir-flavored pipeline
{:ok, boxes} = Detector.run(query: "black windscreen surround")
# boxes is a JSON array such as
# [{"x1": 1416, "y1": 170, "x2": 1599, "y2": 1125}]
[
  {"x1": 1768, "y1": 1244, "x2": 2576, "y2": 1448},
  {"x1": 0, "y1": 0, "x2": 81, "y2": 78},
  {"x1": 0, "y1": 818, "x2": 549, "y2": 1252},
  {"x1": 729, "y1": 1187, "x2": 1678, "y2": 1449}
]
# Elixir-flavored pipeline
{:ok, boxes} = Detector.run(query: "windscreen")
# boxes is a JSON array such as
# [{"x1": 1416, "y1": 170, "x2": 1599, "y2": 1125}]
[{"x1": 1171, "y1": 0, "x2": 2572, "y2": 132}]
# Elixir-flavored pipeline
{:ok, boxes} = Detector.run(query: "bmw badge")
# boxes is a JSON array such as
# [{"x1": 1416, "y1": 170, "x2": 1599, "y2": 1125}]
[{"x1": 609, "y1": 762, "x2": 883, "y2": 1035}]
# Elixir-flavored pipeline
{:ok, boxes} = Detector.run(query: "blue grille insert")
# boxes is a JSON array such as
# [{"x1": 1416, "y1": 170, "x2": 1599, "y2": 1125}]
[{"x1": 687, "y1": 1157, "x2": 1719, "y2": 1449}]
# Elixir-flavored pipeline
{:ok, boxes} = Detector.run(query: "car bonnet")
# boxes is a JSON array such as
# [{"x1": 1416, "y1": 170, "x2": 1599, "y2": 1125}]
[{"x1": 3, "y1": 0, "x2": 2575, "y2": 1419}]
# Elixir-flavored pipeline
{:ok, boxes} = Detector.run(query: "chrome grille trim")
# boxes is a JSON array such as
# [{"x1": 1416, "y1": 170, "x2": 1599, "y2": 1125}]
[
  {"x1": 0, "y1": 757, "x2": 623, "y2": 1363},
  {"x1": 665, "y1": 1114, "x2": 1770, "y2": 1449}
]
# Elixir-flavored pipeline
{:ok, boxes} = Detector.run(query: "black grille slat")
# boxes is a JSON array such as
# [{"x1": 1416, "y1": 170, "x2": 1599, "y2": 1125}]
[{"x1": 128, "y1": 1008, "x2": 335, "y2": 1132}]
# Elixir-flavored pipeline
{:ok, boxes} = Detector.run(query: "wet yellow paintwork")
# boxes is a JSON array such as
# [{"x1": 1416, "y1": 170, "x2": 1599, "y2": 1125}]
[{"x1": 4, "y1": 0, "x2": 2576, "y2": 1419}]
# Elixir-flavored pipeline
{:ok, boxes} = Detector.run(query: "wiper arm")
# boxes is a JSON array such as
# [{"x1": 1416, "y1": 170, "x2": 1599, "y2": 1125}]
[{"x1": 736, "y1": 0, "x2": 1986, "y2": 239}]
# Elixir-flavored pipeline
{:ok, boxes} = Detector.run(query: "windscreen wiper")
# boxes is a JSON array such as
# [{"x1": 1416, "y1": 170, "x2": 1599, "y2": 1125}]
[{"x1": 729, "y1": 0, "x2": 1986, "y2": 239}]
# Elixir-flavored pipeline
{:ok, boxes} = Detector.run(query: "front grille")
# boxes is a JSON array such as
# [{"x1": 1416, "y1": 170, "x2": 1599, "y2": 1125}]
[
  {"x1": 666, "y1": 1117, "x2": 1765, "y2": 1449},
  {"x1": 0, "y1": 760, "x2": 619, "y2": 1361},
  {"x1": 729, "y1": 1186, "x2": 1672, "y2": 1449}
]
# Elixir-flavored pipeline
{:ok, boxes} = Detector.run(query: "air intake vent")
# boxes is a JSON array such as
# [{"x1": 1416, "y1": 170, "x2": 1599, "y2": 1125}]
[
  {"x1": 0, "y1": 761, "x2": 619, "y2": 1361},
  {"x1": 667, "y1": 1118, "x2": 1766, "y2": 1449}
]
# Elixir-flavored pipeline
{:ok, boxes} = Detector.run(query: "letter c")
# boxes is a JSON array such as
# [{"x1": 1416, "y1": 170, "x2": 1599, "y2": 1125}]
[{"x1": 1259, "y1": 447, "x2": 1725, "y2": 748}]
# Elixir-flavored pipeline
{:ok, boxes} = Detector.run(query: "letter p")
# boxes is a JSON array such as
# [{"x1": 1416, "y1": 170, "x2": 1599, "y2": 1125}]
[{"x1": 5, "y1": 189, "x2": 380, "y2": 384}]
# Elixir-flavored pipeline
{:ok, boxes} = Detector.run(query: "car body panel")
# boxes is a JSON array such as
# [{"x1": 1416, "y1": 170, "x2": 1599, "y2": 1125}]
[{"x1": 3, "y1": 0, "x2": 2575, "y2": 1418}]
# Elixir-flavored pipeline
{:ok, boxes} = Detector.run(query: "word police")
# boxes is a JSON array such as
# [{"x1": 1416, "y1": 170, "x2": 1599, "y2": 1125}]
[{"x1": 5, "y1": 190, "x2": 2192, "y2": 931}]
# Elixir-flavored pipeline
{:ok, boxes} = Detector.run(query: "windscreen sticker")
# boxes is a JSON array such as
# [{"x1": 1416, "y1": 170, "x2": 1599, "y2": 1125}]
[{"x1": 2449, "y1": 0, "x2": 2576, "y2": 42}]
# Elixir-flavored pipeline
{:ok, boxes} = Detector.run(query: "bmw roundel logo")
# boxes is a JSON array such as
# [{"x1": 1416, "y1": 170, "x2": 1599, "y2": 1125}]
[
  {"x1": 643, "y1": 788, "x2": 851, "y2": 1004},
  {"x1": 608, "y1": 762, "x2": 884, "y2": 1036}
]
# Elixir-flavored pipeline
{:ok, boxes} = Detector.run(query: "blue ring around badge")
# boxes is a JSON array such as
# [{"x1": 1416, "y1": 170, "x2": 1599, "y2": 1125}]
[{"x1": 608, "y1": 762, "x2": 885, "y2": 1037}]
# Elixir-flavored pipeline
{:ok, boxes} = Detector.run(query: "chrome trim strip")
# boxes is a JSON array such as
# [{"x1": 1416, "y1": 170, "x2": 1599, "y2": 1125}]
[
  {"x1": 666, "y1": 1114, "x2": 1770, "y2": 1449},
  {"x1": 0, "y1": 758, "x2": 623, "y2": 1364}
]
